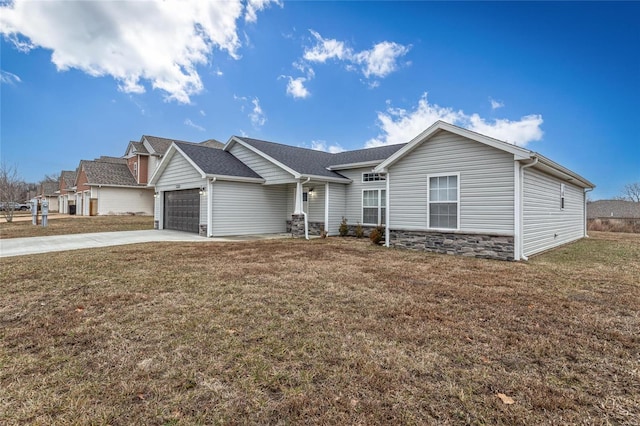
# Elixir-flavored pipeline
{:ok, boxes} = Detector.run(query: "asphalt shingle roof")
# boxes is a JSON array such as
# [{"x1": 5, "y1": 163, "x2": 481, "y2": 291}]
[
  {"x1": 200, "y1": 139, "x2": 225, "y2": 149},
  {"x1": 128, "y1": 141, "x2": 148, "y2": 154},
  {"x1": 61, "y1": 170, "x2": 77, "y2": 189},
  {"x1": 175, "y1": 142, "x2": 262, "y2": 179},
  {"x1": 234, "y1": 137, "x2": 407, "y2": 178},
  {"x1": 41, "y1": 181, "x2": 59, "y2": 196},
  {"x1": 587, "y1": 200, "x2": 640, "y2": 219},
  {"x1": 144, "y1": 135, "x2": 194, "y2": 155},
  {"x1": 82, "y1": 159, "x2": 142, "y2": 187}
]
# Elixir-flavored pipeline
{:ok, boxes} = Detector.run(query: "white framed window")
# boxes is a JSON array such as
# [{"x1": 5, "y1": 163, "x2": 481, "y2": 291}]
[
  {"x1": 362, "y1": 172, "x2": 386, "y2": 182},
  {"x1": 362, "y1": 189, "x2": 386, "y2": 225},
  {"x1": 427, "y1": 173, "x2": 460, "y2": 230},
  {"x1": 133, "y1": 161, "x2": 138, "y2": 177},
  {"x1": 560, "y1": 183, "x2": 565, "y2": 210}
]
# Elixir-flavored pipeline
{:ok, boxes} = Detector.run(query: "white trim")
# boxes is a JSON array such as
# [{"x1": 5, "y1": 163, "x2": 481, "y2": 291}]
[
  {"x1": 513, "y1": 162, "x2": 522, "y2": 261},
  {"x1": 324, "y1": 182, "x2": 329, "y2": 233},
  {"x1": 426, "y1": 172, "x2": 460, "y2": 231},
  {"x1": 204, "y1": 174, "x2": 265, "y2": 184},
  {"x1": 207, "y1": 178, "x2": 214, "y2": 237},
  {"x1": 87, "y1": 183, "x2": 150, "y2": 189},
  {"x1": 225, "y1": 136, "x2": 301, "y2": 178},
  {"x1": 375, "y1": 121, "x2": 532, "y2": 173},
  {"x1": 327, "y1": 160, "x2": 380, "y2": 171},
  {"x1": 362, "y1": 172, "x2": 386, "y2": 183},
  {"x1": 385, "y1": 172, "x2": 390, "y2": 247},
  {"x1": 361, "y1": 188, "x2": 386, "y2": 226}
]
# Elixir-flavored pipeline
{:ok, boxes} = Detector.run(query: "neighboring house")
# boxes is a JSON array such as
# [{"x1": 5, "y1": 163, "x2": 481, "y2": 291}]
[
  {"x1": 58, "y1": 170, "x2": 77, "y2": 214},
  {"x1": 149, "y1": 121, "x2": 594, "y2": 260},
  {"x1": 73, "y1": 157, "x2": 153, "y2": 216},
  {"x1": 587, "y1": 200, "x2": 640, "y2": 219},
  {"x1": 38, "y1": 181, "x2": 59, "y2": 212}
]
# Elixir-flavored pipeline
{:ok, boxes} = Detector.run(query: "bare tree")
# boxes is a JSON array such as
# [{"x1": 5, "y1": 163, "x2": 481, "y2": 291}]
[
  {"x1": 0, "y1": 162, "x2": 27, "y2": 223},
  {"x1": 621, "y1": 182, "x2": 640, "y2": 202}
]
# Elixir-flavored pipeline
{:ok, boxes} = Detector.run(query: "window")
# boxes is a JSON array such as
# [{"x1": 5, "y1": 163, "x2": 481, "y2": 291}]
[
  {"x1": 362, "y1": 172, "x2": 386, "y2": 182},
  {"x1": 362, "y1": 189, "x2": 386, "y2": 225},
  {"x1": 560, "y1": 183, "x2": 565, "y2": 210},
  {"x1": 133, "y1": 162, "x2": 138, "y2": 177},
  {"x1": 428, "y1": 174, "x2": 459, "y2": 229}
]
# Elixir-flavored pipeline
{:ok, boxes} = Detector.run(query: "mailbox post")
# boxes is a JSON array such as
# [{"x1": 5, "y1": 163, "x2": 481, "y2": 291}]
[
  {"x1": 31, "y1": 199, "x2": 38, "y2": 225},
  {"x1": 42, "y1": 200, "x2": 49, "y2": 227}
]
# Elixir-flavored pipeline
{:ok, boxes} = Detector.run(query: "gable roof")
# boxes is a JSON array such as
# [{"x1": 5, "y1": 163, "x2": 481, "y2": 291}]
[
  {"x1": 143, "y1": 135, "x2": 194, "y2": 155},
  {"x1": 226, "y1": 137, "x2": 405, "y2": 181},
  {"x1": 587, "y1": 200, "x2": 640, "y2": 219},
  {"x1": 174, "y1": 142, "x2": 262, "y2": 180},
  {"x1": 200, "y1": 139, "x2": 225, "y2": 149},
  {"x1": 41, "y1": 181, "x2": 58, "y2": 196},
  {"x1": 124, "y1": 141, "x2": 149, "y2": 156},
  {"x1": 80, "y1": 158, "x2": 143, "y2": 187},
  {"x1": 374, "y1": 120, "x2": 594, "y2": 189},
  {"x1": 61, "y1": 170, "x2": 77, "y2": 189}
]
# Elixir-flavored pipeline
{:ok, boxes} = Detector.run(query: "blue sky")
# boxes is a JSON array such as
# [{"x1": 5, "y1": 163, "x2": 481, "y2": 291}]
[{"x1": 1, "y1": 1, "x2": 638, "y2": 200}]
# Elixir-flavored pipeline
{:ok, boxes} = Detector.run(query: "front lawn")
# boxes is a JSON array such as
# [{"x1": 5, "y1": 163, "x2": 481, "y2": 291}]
[
  {"x1": 1, "y1": 232, "x2": 638, "y2": 424},
  {"x1": 0, "y1": 215, "x2": 154, "y2": 239}
]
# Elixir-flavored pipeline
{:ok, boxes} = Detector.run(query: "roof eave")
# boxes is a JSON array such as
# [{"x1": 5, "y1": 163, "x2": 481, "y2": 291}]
[
  {"x1": 327, "y1": 160, "x2": 381, "y2": 171},
  {"x1": 205, "y1": 174, "x2": 265, "y2": 184},
  {"x1": 531, "y1": 154, "x2": 595, "y2": 189}
]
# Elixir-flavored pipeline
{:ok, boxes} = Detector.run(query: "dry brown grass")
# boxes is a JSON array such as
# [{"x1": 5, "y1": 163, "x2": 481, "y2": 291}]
[
  {"x1": 0, "y1": 215, "x2": 153, "y2": 239},
  {"x1": 1, "y1": 232, "x2": 638, "y2": 424}
]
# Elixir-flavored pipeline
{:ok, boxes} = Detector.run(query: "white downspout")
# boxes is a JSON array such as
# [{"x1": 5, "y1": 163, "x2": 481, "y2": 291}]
[
  {"x1": 385, "y1": 172, "x2": 390, "y2": 247},
  {"x1": 207, "y1": 177, "x2": 215, "y2": 237},
  {"x1": 296, "y1": 177, "x2": 311, "y2": 240},
  {"x1": 519, "y1": 156, "x2": 539, "y2": 261},
  {"x1": 324, "y1": 182, "x2": 330, "y2": 235}
]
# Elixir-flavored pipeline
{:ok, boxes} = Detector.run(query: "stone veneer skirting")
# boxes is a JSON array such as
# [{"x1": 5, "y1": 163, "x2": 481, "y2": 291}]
[
  {"x1": 390, "y1": 230, "x2": 514, "y2": 261},
  {"x1": 154, "y1": 220, "x2": 159, "y2": 230},
  {"x1": 287, "y1": 217, "x2": 325, "y2": 237},
  {"x1": 199, "y1": 224, "x2": 207, "y2": 237}
]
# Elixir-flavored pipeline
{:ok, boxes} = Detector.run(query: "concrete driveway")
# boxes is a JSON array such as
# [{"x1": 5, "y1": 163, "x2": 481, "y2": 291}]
[
  {"x1": 0, "y1": 230, "x2": 292, "y2": 258},
  {"x1": 0, "y1": 230, "x2": 210, "y2": 258}
]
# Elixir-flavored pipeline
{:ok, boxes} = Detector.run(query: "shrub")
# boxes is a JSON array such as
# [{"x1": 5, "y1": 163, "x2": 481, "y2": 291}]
[
  {"x1": 369, "y1": 225, "x2": 385, "y2": 245},
  {"x1": 355, "y1": 222, "x2": 364, "y2": 238},
  {"x1": 339, "y1": 217, "x2": 348, "y2": 237}
]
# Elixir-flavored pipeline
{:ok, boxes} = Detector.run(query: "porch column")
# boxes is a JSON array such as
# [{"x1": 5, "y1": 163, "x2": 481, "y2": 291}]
[
  {"x1": 324, "y1": 182, "x2": 329, "y2": 233},
  {"x1": 294, "y1": 180, "x2": 303, "y2": 214}
]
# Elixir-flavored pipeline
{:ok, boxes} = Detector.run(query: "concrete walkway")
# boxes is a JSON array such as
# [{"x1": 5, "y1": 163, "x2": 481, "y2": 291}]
[{"x1": 0, "y1": 230, "x2": 291, "y2": 258}]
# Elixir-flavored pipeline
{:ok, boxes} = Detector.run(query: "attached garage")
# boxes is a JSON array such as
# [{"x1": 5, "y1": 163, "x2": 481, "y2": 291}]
[{"x1": 164, "y1": 189, "x2": 200, "y2": 233}]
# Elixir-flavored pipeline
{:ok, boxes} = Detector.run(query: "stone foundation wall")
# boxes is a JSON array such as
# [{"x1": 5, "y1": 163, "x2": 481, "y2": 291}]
[
  {"x1": 287, "y1": 218, "x2": 325, "y2": 236},
  {"x1": 290, "y1": 214, "x2": 305, "y2": 237},
  {"x1": 199, "y1": 224, "x2": 207, "y2": 237},
  {"x1": 390, "y1": 230, "x2": 514, "y2": 261},
  {"x1": 341, "y1": 224, "x2": 380, "y2": 238},
  {"x1": 154, "y1": 220, "x2": 159, "y2": 230}
]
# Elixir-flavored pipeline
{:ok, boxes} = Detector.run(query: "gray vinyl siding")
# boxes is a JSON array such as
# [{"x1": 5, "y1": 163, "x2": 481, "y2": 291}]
[
  {"x1": 328, "y1": 183, "x2": 346, "y2": 235},
  {"x1": 155, "y1": 152, "x2": 203, "y2": 189},
  {"x1": 340, "y1": 168, "x2": 386, "y2": 226},
  {"x1": 229, "y1": 143, "x2": 295, "y2": 184},
  {"x1": 304, "y1": 184, "x2": 325, "y2": 222},
  {"x1": 211, "y1": 181, "x2": 288, "y2": 236},
  {"x1": 388, "y1": 131, "x2": 515, "y2": 234},
  {"x1": 522, "y1": 167, "x2": 585, "y2": 257}
]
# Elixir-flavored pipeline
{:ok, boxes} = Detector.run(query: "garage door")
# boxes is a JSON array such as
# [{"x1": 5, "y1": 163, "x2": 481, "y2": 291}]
[{"x1": 164, "y1": 189, "x2": 200, "y2": 233}]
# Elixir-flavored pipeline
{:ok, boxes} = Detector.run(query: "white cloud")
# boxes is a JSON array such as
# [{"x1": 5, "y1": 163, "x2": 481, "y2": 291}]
[
  {"x1": 490, "y1": 98, "x2": 505, "y2": 110},
  {"x1": 249, "y1": 97, "x2": 266, "y2": 127},
  {"x1": 365, "y1": 93, "x2": 543, "y2": 148},
  {"x1": 245, "y1": 0, "x2": 281, "y2": 23},
  {"x1": 285, "y1": 76, "x2": 310, "y2": 99},
  {"x1": 302, "y1": 29, "x2": 410, "y2": 80},
  {"x1": 311, "y1": 140, "x2": 345, "y2": 154},
  {"x1": 199, "y1": 110, "x2": 206, "y2": 116},
  {"x1": 0, "y1": 0, "x2": 275, "y2": 104},
  {"x1": 0, "y1": 70, "x2": 21, "y2": 84},
  {"x1": 354, "y1": 41, "x2": 410, "y2": 78},
  {"x1": 303, "y1": 30, "x2": 350, "y2": 62},
  {"x1": 184, "y1": 118, "x2": 205, "y2": 131}
]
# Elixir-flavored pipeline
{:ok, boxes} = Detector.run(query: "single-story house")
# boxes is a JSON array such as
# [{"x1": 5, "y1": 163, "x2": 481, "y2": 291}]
[
  {"x1": 149, "y1": 121, "x2": 595, "y2": 260},
  {"x1": 38, "y1": 181, "x2": 60, "y2": 212},
  {"x1": 74, "y1": 156, "x2": 154, "y2": 216},
  {"x1": 57, "y1": 170, "x2": 77, "y2": 214},
  {"x1": 587, "y1": 200, "x2": 640, "y2": 219}
]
